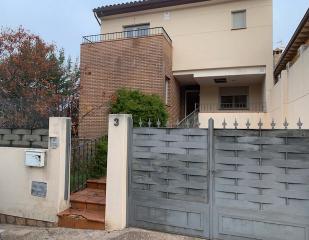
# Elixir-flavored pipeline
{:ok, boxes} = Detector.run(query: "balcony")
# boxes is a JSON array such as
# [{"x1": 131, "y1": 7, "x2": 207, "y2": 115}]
[
  {"x1": 199, "y1": 102, "x2": 265, "y2": 113},
  {"x1": 198, "y1": 102, "x2": 267, "y2": 129},
  {"x1": 82, "y1": 27, "x2": 172, "y2": 44},
  {"x1": 79, "y1": 27, "x2": 173, "y2": 137},
  {"x1": 176, "y1": 102, "x2": 266, "y2": 129}
]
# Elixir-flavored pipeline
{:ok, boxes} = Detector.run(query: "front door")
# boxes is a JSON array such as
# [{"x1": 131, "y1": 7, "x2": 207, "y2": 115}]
[{"x1": 185, "y1": 90, "x2": 200, "y2": 116}]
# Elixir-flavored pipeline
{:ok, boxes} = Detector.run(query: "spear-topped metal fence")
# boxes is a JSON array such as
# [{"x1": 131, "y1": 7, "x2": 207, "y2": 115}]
[
  {"x1": 220, "y1": 117, "x2": 305, "y2": 130},
  {"x1": 135, "y1": 116, "x2": 306, "y2": 130}
]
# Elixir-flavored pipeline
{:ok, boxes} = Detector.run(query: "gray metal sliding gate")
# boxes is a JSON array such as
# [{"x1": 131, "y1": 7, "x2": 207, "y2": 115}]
[
  {"x1": 212, "y1": 128, "x2": 309, "y2": 240},
  {"x1": 128, "y1": 119, "x2": 309, "y2": 240},
  {"x1": 129, "y1": 127, "x2": 210, "y2": 238}
]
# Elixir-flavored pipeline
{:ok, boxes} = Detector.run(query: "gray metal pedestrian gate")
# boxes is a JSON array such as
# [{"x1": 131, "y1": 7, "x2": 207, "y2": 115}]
[{"x1": 128, "y1": 119, "x2": 309, "y2": 240}]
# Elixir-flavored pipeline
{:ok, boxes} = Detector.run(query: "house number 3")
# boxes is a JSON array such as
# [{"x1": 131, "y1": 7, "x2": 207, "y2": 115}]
[{"x1": 114, "y1": 118, "x2": 119, "y2": 126}]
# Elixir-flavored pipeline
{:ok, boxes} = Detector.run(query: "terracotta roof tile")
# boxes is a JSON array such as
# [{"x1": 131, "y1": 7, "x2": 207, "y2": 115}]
[{"x1": 94, "y1": 0, "x2": 210, "y2": 17}]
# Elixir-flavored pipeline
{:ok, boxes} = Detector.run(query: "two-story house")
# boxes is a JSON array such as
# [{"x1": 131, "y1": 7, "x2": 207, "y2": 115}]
[{"x1": 79, "y1": 0, "x2": 273, "y2": 138}]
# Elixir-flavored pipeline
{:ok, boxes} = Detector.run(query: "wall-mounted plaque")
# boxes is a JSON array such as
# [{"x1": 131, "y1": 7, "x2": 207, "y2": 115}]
[
  {"x1": 49, "y1": 137, "x2": 59, "y2": 149},
  {"x1": 31, "y1": 181, "x2": 47, "y2": 198}
]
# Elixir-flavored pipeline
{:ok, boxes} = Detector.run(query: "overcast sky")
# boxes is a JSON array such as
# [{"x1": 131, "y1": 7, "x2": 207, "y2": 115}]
[{"x1": 1, "y1": 0, "x2": 308, "y2": 59}]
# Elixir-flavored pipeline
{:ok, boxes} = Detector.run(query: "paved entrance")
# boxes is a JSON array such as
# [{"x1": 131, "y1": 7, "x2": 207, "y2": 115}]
[{"x1": 0, "y1": 225, "x2": 199, "y2": 240}]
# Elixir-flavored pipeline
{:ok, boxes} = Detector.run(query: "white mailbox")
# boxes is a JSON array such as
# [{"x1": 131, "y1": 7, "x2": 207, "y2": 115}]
[{"x1": 25, "y1": 149, "x2": 47, "y2": 167}]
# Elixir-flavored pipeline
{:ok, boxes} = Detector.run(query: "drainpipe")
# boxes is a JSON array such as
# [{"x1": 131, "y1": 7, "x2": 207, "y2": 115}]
[{"x1": 94, "y1": 12, "x2": 101, "y2": 26}]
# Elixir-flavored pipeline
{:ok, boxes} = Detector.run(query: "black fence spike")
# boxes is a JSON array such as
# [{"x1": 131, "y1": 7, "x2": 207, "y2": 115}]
[
  {"x1": 258, "y1": 118, "x2": 263, "y2": 130},
  {"x1": 234, "y1": 119, "x2": 239, "y2": 129},
  {"x1": 222, "y1": 118, "x2": 227, "y2": 129},
  {"x1": 283, "y1": 118, "x2": 289, "y2": 129},
  {"x1": 297, "y1": 118, "x2": 303, "y2": 130},
  {"x1": 139, "y1": 118, "x2": 143, "y2": 127},
  {"x1": 246, "y1": 119, "x2": 251, "y2": 129},
  {"x1": 148, "y1": 118, "x2": 152, "y2": 128},
  {"x1": 156, "y1": 118, "x2": 161, "y2": 128},
  {"x1": 271, "y1": 118, "x2": 276, "y2": 129}
]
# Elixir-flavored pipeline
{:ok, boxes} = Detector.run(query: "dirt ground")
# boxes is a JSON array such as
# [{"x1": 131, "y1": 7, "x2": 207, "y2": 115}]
[{"x1": 0, "y1": 225, "x2": 202, "y2": 240}]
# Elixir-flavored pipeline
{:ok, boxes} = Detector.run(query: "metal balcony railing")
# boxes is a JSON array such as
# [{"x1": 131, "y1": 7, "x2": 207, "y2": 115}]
[
  {"x1": 199, "y1": 102, "x2": 266, "y2": 113},
  {"x1": 82, "y1": 27, "x2": 172, "y2": 44}
]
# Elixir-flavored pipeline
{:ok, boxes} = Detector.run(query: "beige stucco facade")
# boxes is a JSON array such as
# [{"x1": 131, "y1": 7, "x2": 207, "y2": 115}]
[
  {"x1": 101, "y1": 0, "x2": 272, "y2": 72},
  {"x1": 0, "y1": 118, "x2": 71, "y2": 223},
  {"x1": 99, "y1": 0, "x2": 274, "y2": 126},
  {"x1": 269, "y1": 45, "x2": 309, "y2": 128},
  {"x1": 95, "y1": 1, "x2": 309, "y2": 128}
]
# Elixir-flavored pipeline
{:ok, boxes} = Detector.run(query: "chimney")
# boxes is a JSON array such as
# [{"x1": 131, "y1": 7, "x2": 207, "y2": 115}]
[{"x1": 273, "y1": 48, "x2": 283, "y2": 67}]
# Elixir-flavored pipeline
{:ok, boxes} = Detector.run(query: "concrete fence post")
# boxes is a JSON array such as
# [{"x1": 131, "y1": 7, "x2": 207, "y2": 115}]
[
  {"x1": 207, "y1": 117, "x2": 214, "y2": 239},
  {"x1": 48, "y1": 117, "x2": 71, "y2": 215},
  {"x1": 105, "y1": 114, "x2": 132, "y2": 231}
]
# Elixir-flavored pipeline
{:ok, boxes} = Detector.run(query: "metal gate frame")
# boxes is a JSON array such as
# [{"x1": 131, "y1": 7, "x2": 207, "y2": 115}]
[
  {"x1": 210, "y1": 120, "x2": 309, "y2": 240},
  {"x1": 128, "y1": 126, "x2": 210, "y2": 238},
  {"x1": 128, "y1": 118, "x2": 309, "y2": 240}
]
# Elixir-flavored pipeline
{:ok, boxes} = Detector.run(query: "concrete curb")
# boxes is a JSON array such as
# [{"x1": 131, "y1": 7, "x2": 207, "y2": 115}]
[{"x1": 0, "y1": 225, "x2": 202, "y2": 240}]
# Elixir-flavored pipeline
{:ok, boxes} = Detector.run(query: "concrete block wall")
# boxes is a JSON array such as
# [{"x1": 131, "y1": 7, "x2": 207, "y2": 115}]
[{"x1": 0, "y1": 129, "x2": 48, "y2": 148}]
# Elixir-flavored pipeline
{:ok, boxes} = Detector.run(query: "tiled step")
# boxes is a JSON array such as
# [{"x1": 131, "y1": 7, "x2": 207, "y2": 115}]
[
  {"x1": 86, "y1": 178, "x2": 106, "y2": 190},
  {"x1": 58, "y1": 208, "x2": 105, "y2": 230},
  {"x1": 58, "y1": 182, "x2": 106, "y2": 230},
  {"x1": 70, "y1": 188, "x2": 106, "y2": 211}
]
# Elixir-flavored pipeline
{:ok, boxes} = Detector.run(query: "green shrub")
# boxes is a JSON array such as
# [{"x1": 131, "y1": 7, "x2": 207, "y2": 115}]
[{"x1": 109, "y1": 88, "x2": 168, "y2": 127}]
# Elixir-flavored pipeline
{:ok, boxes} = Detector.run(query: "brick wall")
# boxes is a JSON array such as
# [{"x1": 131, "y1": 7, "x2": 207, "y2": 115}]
[
  {"x1": 0, "y1": 129, "x2": 48, "y2": 148},
  {"x1": 79, "y1": 35, "x2": 180, "y2": 138},
  {"x1": 162, "y1": 35, "x2": 181, "y2": 127}
]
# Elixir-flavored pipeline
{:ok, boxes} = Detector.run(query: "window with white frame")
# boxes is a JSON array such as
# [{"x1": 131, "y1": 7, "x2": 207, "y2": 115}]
[
  {"x1": 165, "y1": 77, "x2": 170, "y2": 105},
  {"x1": 232, "y1": 10, "x2": 247, "y2": 29},
  {"x1": 123, "y1": 24, "x2": 150, "y2": 38}
]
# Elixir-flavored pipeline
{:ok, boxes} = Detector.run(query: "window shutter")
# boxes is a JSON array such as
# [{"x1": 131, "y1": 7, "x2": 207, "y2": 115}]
[{"x1": 232, "y1": 10, "x2": 246, "y2": 29}]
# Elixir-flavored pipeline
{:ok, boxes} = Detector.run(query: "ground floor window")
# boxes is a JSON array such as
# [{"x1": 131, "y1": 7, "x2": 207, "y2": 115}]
[{"x1": 220, "y1": 87, "x2": 248, "y2": 109}]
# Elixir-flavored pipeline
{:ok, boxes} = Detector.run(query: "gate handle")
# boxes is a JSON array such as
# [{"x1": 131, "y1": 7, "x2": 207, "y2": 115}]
[{"x1": 211, "y1": 169, "x2": 221, "y2": 175}]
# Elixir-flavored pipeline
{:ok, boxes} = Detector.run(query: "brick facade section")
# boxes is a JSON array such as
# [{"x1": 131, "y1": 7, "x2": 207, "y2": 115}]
[{"x1": 79, "y1": 35, "x2": 180, "y2": 138}]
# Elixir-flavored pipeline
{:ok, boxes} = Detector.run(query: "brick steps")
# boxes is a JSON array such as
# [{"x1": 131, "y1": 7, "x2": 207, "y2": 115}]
[
  {"x1": 58, "y1": 209, "x2": 105, "y2": 230},
  {"x1": 58, "y1": 178, "x2": 106, "y2": 230},
  {"x1": 87, "y1": 178, "x2": 106, "y2": 190}
]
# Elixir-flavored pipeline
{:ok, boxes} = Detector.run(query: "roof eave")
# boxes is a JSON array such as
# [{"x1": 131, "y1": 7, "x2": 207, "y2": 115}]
[
  {"x1": 94, "y1": 0, "x2": 210, "y2": 18},
  {"x1": 274, "y1": 8, "x2": 309, "y2": 77}
]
